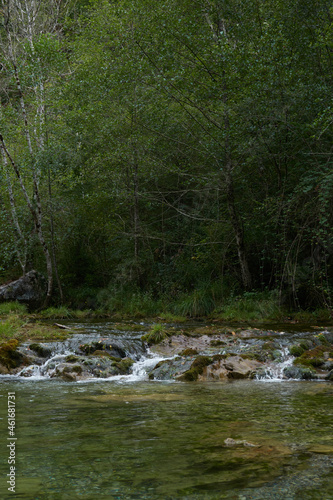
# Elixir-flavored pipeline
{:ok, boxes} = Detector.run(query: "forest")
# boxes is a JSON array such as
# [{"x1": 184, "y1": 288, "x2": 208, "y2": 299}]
[{"x1": 1, "y1": 0, "x2": 333, "y2": 319}]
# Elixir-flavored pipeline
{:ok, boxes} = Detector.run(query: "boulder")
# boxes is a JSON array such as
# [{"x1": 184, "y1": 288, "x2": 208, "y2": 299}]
[
  {"x1": 224, "y1": 355, "x2": 261, "y2": 379},
  {"x1": 0, "y1": 271, "x2": 47, "y2": 310}
]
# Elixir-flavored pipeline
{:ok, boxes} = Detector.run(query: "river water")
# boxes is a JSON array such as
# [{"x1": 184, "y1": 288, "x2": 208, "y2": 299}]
[{"x1": 0, "y1": 321, "x2": 332, "y2": 499}]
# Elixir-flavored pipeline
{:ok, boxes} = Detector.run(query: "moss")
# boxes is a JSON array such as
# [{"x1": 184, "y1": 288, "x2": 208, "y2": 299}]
[
  {"x1": 180, "y1": 348, "x2": 198, "y2": 356},
  {"x1": 210, "y1": 340, "x2": 226, "y2": 347},
  {"x1": 65, "y1": 355, "x2": 79, "y2": 363},
  {"x1": 289, "y1": 344, "x2": 306, "y2": 357},
  {"x1": 29, "y1": 343, "x2": 51, "y2": 358},
  {"x1": 79, "y1": 342, "x2": 113, "y2": 354},
  {"x1": 71, "y1": 365, "x2": 83, "y2": 374},
  {"x1": 262, "y1": 341, "x2": 275, "y2": 351},
  {"x1": 293, "y1": 345, "x2": 331, "y2": 368},
  {"x1": 299, "y1": 339, "x2": 313, "y2": 351},
  {"x1": 0, "y1": 339, "x2": 23, "y2": 369},
  {"x1": 92, "y1": 350, "x2": 118, "y2": 360},
  {"x1": 315, "y1": 333, "x2": 329, "y2": 346},
  {"x1": 212, "y1": 353, "x2": 228, "y2": 362},
  {"x1": 112, "y1": 357, "x2": 135, "y2": 374},
  {"x1": 178, "y1": 356, "x2": 212, "y2": 382}
]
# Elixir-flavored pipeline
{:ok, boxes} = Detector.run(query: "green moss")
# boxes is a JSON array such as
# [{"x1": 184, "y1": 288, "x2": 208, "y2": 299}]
[
  {"x1": 65, "y1": 355, "x2": 80, "y2": 363},
  {"x1": 293, "y1": 345, "x2": 331, "y2": 368},
  {"x1": 0, "y1": 339, "x2": 23, "y2": 369},
  {"x1": 178, "y1": 356, "x2": 212, "y2": 382},
  {"x1": 315, "y1": 333, "x2": 329, "y2": 346},
  {"x1": 289, "y1": 344, "x2": 306, "y2": 357},
  {"x1": 210, "y1": 340, "x2": 226, "y2": 347},
  {"x1": 71, "y1": 365, "x2": 83, "y2": 374},
  {"x1": 262, "y1": 342, "x2": 275, "y2": 351},
  {"x1": 180, "y1": 348, "x2": 198, "y2": 356},
  {"x1": 212, "y1": 353, "x2": 228, "y2": 361},
  {"x1": 112, "y1": 357, "x2": 135, "y2": 374}
]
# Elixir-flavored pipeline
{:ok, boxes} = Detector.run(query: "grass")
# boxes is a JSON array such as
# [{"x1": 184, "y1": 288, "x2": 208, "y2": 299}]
[
  {"x1": 211, "y1": 291, "x2": 283, "y2": 322},
  {"x1": 0, "y1": 308, "x2": 74, "y2": 345},
  {"x1": 157, "y1": 312, "x2": 187, "y2": 323},
  {"x1": 0, "y1": 301, "x2": 27, "y2": 315},
  {"x1": 141, "y1": 323, "x2": 170, "y2": 345}
]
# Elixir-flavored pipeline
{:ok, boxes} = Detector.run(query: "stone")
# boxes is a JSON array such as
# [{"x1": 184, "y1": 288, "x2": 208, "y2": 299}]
[
  {"x1": 224, "y1": 355, "x2": 261, "y2": 379},
  {"x1": 0, "y1": 270, "x2": 47, "y2": 310},
  {"x1": 283, "y1": 366, "x2": 315, "y2": 380}
]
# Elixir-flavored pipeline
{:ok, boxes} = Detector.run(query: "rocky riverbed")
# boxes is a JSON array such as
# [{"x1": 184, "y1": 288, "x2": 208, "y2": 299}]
[{"x1": 0, "y1": 322, "x2": 332, "y2": 382}]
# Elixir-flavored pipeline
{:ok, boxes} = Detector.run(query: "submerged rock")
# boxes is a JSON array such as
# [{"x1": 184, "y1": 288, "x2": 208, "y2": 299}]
[
  {"x1": 0, "y1": 270, "x2": 47, "y2": 310},
  {"x1": 224, "y1": 438, "x2": 259, "y2": 448}
]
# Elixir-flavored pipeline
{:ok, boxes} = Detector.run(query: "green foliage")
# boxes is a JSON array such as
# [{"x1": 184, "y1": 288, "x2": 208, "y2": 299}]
[{"x1": 2, "y1": 0, "x2": 333, "y2": 317}]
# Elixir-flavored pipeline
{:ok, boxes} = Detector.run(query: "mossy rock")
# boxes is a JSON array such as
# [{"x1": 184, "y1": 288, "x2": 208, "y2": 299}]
[
  {"x1": 0, "y1": 339, "x2": 24, "y2": 369},
  {"x1": 293, "y1": 344, "x2": 331, "y2": 368},
  {"x1": 315, "y1": 333, "x2": 329, "y2": 346},
  {"x1": 92, "y1": 350, "x2": 120, "y2": 360},
  {"x1": 262, "y1": 341, "x2": 275, "y2": 351},
  {"x1": 210, "y1": 340, "x2": 226, "y2": 347},
  {"x1": 284, "y1": 366, "x2": 316, "y2": 380},
  {"x1": 29, "y1": 343, "x2": 51, "y2": 358},
  {"x1": 112, "y1": 357, "x2": 135, "y2": 374},
  {"x1": 180, "y1": 348, "x2": 198, "y2": 356},
  {"x1": 65, "y1": 355, "x2": 80, "y2": 363},
  {"x1": 154, "y1": 360, "x2": 168, "y2": 370},
  {"x1": 178, "y1": 355, "x2": 212, "y2": 382},
  {"x1": 289, "y1": 344, "x2": 306, "y2": 357},
  {"x1": 212, "y1": 353, "x2": 229, "y2": 362}
]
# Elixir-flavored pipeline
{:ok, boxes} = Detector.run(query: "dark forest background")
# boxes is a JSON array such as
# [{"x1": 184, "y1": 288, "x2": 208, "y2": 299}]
[{"x1": 1, "y1": 0, "x2": 333, "y2": 317}]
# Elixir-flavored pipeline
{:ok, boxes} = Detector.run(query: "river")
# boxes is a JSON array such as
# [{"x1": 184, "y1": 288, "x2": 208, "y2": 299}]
[{"x1": 0, "y1": 321, "x2": 332, "y2": 499}]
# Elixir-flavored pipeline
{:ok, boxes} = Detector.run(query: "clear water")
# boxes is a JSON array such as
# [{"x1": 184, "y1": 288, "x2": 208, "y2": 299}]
[{"x1": 0, "y1": 322, "x2": 332, "y2": 499}]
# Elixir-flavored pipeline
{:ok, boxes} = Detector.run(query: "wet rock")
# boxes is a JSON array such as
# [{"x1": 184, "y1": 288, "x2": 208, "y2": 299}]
[
  {"x1": 79, "y1": 341, "x2": 126, "y2": 359},
  {"x1": 0, "y1": 270, "x2": 47, "y2": 310},
  {"x1": 0, "y1": 362, "x2": 9, "y2": 374},
  {"x1": 150, "y1": 357, "x2": 193, "y2": 380},
  {"x1": 321, "y1": 360, "x2": 333, "y2": 371},
  {"x1": 283, "y1": 366, "x2": 316, "y2": 380},
  {"x1": 29, "y1": 343, "x2": 52, "y2": 358},
  {"x1": 326, "y1": 370, "x2": 333, "y2": 381},
  {"x1": 178, "y1": 356, "x2": 213, "y2": 381}
]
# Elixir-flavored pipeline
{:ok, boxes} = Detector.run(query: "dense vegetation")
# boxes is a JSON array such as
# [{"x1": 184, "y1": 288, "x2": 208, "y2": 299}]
[{"x1": 1, "y1": 0, "x2": 333, "y2": 317}]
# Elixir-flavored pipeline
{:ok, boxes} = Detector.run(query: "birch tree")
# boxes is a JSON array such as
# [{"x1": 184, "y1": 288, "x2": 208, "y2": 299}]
[{"x1": 0, "y1": 0, "x2": 70, "y2": 304}]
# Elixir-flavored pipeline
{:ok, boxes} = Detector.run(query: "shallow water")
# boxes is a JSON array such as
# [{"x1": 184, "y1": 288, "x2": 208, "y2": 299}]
[{"x1": 0, "y1": 378, "x2": 332, "y2": 499}]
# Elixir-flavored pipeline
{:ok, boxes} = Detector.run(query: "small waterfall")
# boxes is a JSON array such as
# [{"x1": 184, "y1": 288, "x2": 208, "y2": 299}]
[
  {"x1": 18, "y1": 352, "x2": 76, "y2": 380},
  {"x1": 257, "y1": 347, "x2": 294, "y2": 381}
]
